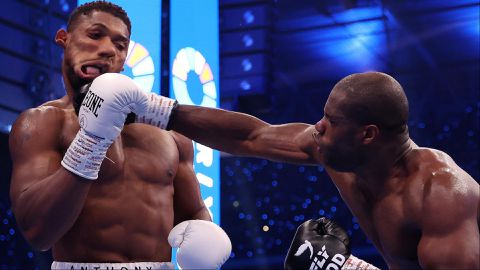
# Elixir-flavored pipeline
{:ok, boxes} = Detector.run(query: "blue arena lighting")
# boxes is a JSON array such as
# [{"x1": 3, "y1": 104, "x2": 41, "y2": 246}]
[
  {"x1": 240, "y1": 80, "x2": 251, "y2": 91},
  {"x1": 242, "y1": 58, "x2": 253, "y2": 72},
  {"x1": 243, "y1": 10, "x2": 255, "y2": 24},
  {"x1": 242, "y1": 34, "x2": 254, "y2": 47}
]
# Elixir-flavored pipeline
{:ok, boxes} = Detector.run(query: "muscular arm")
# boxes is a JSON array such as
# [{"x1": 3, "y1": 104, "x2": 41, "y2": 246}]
[
  {"x1": 9, "y1": 108, "x2": 91, "y2": 251},
  {"x1": 169, "y1": 105, "x2": 319, "y2": 165},
  {"x1": 417, "y1": 171, "x2": 480, "y2": 269},
  {"x1": 171, "y1": 131, "x2": 211, "y2": 224}
]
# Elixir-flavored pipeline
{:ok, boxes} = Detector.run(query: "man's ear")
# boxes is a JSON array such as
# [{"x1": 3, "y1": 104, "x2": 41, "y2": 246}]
[
  {"x1": 55, "y1": 29, "x2": 68, "y2": 48},
  {"x1": 362, "y1": 125, "x2": 379, "y2": 145}
]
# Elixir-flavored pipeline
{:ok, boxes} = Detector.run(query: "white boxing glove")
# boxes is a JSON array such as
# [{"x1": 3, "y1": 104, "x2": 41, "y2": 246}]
[
  {"x1": 135, "y1": 93, "x2": 177, "y2": 129},
  {"x1": 168, "y1": 220, "x2": 232, "y2": 269},
  {"x1": 62, "y1": 73, "x2": 148, "y2": 180}
]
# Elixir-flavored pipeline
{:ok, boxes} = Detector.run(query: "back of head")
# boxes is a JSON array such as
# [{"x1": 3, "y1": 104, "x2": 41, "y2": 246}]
[
  {"x1": 67, "y1": 1, "x2": 131, "y2": 35},
  {"x1": 333, "y1": 71, "x2": 409, "y2": 134}
]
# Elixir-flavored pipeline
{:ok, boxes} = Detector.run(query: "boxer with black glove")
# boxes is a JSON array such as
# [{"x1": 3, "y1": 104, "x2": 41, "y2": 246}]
[{"x1": 285, "y1": 217, "x2": 379, "y2": 270}]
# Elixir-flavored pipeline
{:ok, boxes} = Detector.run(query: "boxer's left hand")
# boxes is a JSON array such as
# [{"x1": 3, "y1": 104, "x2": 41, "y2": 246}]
[
  {"x1": 284, "y1": 217, "x2": 379, "y2": 270},
  {"x1": 168, "y1": 220, "x2": 231, "y2": 269},
  {"x1": 285, "y1": 217, "x2": 350, "y2": 270}
]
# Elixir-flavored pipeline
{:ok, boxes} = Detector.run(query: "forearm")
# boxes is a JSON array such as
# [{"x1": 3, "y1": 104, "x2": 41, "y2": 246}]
[
  {"x1": 169, "y1": 104, "x2": 268, "y2": 155},
  {"x1": 13, "y1": 168, "x2": 91, "y2": 250},
  {"x1": 191, "y1": 206, "x2": 212, "y2": 222},
  {"x1": 175, "y1": 206, "x2": 212, "y2": 226}
]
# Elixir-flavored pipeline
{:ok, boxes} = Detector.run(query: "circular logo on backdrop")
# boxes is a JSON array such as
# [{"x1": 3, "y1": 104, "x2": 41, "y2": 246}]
[
  {"x1": 171, "y1": 47, "x2": 217, "y2": 108},
  {"x1": 124, "y1": 40, "x2": 155, "y2": 93}
]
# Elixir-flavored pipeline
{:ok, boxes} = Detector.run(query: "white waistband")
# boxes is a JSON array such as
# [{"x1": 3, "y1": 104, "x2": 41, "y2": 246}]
[{"x1": 51, "y1": 261, "x2": 175, "y2": 270}]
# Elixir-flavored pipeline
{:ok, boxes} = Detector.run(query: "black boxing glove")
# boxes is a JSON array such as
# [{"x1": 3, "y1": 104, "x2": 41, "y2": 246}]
[{"x1": 285, "y1": 217, "x2": 350, "y2": 270}]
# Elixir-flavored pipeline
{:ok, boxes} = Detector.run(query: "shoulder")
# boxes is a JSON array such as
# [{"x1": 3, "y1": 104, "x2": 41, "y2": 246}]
[
  {"x1": 15, "y1": 97, "x2": 72, "y2": 123},
  {"x1": 11, "y1": 101, "x2": 70, "y2": 138},
  {"x1": 9, "y1": 100, "x2": 73, "y2": 161},
  {"x1": 408, "y1": 147, "x2": 465, "y2": 181},
  {"x1": 412, "y1": 148, "x2": 479, "y2": 228},
  {"x1": 412, "y1": 147, "x2": 475, "y2": 190}
]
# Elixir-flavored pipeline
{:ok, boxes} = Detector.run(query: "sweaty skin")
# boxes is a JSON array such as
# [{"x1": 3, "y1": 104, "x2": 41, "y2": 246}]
[
  {"x1": 168, "y1": 73, "x2": 479, "y2": 269},
  {"x1": 9, "y1": 11, "x2": 209, "y2": 263}
]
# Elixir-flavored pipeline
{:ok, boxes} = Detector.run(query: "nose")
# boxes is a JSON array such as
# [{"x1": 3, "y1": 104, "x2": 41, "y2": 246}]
[
  {"x1": 312, "y1": 117, "x2": 326, "y2": 145},
  {"x1": 314, "y1": 117, "x2": 326, "y2": 135},
  {"x1": 97, "y1": 38, "x2": 116, "y2": 58}
]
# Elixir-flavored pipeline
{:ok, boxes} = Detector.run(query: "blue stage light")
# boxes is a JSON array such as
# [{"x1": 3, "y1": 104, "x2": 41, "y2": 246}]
[
  {"x1": 242, "y1": 58, "x2": 253, "y2": 71},
  {"x1": 243, "y1": 10, "x2": 255, "y2": 24},
  {"x1": 242, "y1": 34, "x2": 254, "y2": 47}
]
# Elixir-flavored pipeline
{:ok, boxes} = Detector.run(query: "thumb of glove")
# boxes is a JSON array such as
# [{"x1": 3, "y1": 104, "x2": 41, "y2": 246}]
[{"x1": 168, "y1": 221, "x2": 191, "y2": 248}]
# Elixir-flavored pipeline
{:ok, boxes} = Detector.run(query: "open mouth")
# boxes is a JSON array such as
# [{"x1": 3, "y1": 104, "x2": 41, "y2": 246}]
[{"x1": 79, "y1": 63, "x2": 108, "y2": 79}]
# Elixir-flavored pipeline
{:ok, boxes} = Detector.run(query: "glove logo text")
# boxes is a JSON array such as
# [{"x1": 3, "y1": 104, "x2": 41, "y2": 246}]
[
  {"x1": 82, "y1": 90, "x2": 104, "y2": 117},
  {"x1": 309, "y1": 245, "x2": 346, "y2": 270}
]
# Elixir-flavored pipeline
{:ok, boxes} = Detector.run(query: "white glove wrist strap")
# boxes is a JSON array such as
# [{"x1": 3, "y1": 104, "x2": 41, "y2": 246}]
[
  {"x1": 135, "y1": 93, "x2": 177, "y2": 129},
  {"x1": 61, "y1": 128, "x2": 112, "y2": 180}
]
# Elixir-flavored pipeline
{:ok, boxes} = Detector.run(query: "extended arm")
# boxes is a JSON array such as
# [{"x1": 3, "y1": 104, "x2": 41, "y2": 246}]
[
  {"x1": 417, "y1": 172, "x2": 479, "y2": 269},
  {"x1": 9, "y1": 108, "x2": 92, "y2": 251},
  {"x1": 169, "y1": 104, "x2": 320, "y2": 165}
]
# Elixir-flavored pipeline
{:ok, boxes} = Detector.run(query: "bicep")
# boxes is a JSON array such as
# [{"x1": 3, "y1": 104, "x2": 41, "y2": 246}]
[
  {"x1": 417, "y1": 173, "x2": 479, "y2": 269},
  {"x1": 418, "y1": 221, "x2": 479, "y2": 269},
  {"x1": 9, "y1": 111, "x2": 62, "y2": 207}
]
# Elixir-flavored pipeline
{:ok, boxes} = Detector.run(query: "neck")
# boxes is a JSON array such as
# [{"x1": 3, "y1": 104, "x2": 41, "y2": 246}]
[
  {"x1": 62, "y1": 65, "x2": 75, "y2": 100},
  {"x1": 354, "y1": 134, "x2": 414, "y2": 194}
]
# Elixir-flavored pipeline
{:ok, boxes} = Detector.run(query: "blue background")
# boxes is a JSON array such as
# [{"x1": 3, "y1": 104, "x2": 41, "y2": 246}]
[{"x1": 170, "y1": 0, "x2": 221, "y2": 225}]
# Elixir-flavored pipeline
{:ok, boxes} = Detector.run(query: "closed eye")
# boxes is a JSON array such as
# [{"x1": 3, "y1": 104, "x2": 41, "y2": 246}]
[{"x1": 323, "y1": 113, "x2": 335, "y2": 125}]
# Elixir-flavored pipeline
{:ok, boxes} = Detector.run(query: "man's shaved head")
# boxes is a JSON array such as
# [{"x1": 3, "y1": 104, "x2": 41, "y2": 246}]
[{"x1": 332, "y1": 71, "x2": 409, "y2": 133}]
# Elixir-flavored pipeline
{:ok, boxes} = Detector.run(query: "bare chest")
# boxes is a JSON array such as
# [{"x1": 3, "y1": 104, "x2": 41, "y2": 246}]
[
  {"x1": 342, "y1": 188, "x2": 422, "y2": 267},
  {"x1": 56, "y1": 123, "x2": 179, "y2": 261},
  {"x1": 61, "y1": 122, "x2": 179, "y2": 186}
]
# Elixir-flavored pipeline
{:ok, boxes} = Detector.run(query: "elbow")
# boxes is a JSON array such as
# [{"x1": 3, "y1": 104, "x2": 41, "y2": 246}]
[
  {"x1": 18, "y1": 222, "x2": 55, "y2": 251},
  {"x1": 12, "y1": 204, "x2": 55, "y2": 251},
  {"x1": 23, "y1": 229, "x2": 54, "y2": 251}
]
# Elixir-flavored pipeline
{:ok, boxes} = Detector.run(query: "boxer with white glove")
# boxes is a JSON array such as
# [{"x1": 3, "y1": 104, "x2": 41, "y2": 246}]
[
  {"x1": 285, "y1": 217, "x2": 379, "y2": 270},
  {"x1": 168, "y1": 220, "x2": 232, "y2": 269},
  {"x1": 61, "y1": 73, "x2": 149, "y2": 180}
]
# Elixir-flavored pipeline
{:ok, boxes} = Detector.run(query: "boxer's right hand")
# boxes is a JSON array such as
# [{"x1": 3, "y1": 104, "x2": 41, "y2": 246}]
[
  {"x1": 62, "y1": 73, "x2": 148, "y2": 180},
  {"x1": 284, "y1": 217, "x2": 351, "y2": 270}
]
